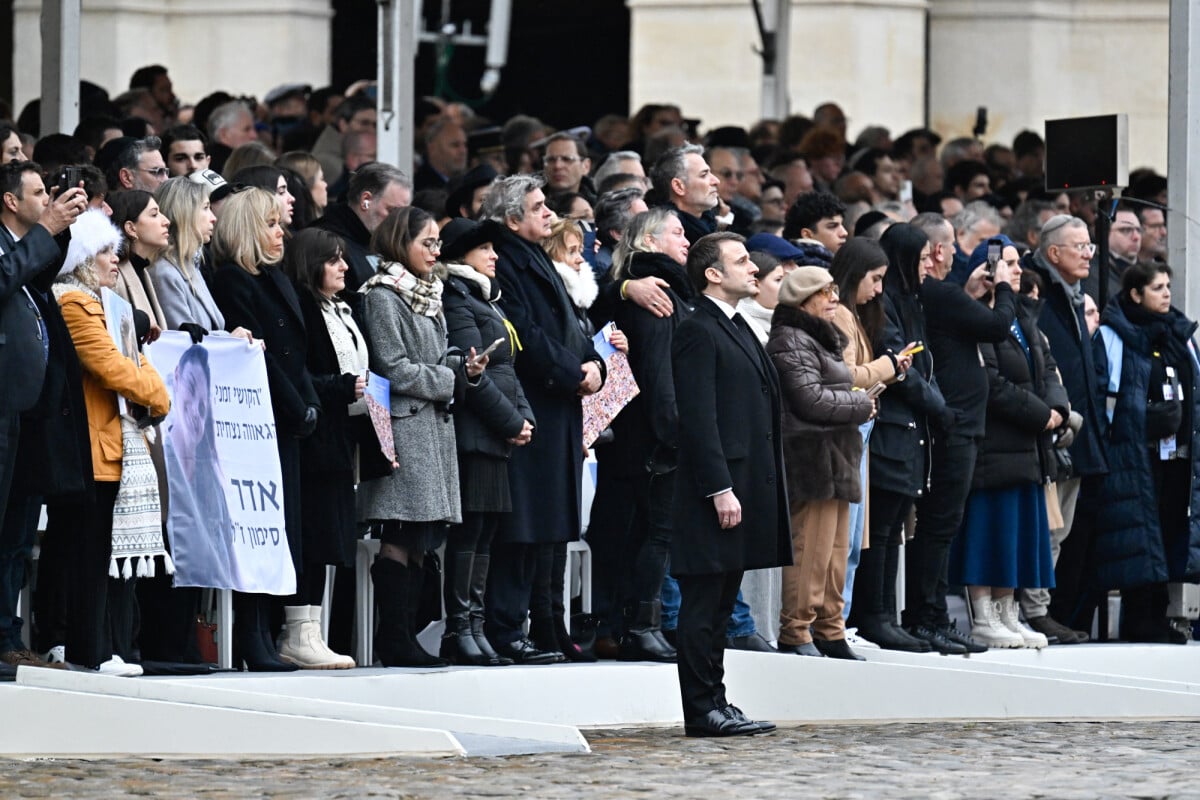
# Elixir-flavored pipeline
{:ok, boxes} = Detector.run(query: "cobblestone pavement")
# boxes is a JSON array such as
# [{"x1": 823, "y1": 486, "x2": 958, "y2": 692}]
[{"x1": 3, "y1": 721, "x2": 1200, "y2": 799}]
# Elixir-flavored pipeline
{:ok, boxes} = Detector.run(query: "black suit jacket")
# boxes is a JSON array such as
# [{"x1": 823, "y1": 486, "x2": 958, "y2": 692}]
[
  {"x1": 309, "y1": 203, "x2": 375, "y2": 294},
  {"x1": 670, "y1": 295, "x2": 791, "y2": 575},
  {"x1": 0, "y1": 225, "x2": 59, "y2": 414}
]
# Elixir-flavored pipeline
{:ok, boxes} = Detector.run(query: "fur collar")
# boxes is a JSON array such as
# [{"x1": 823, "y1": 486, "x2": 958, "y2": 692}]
[
  {"x1": 554, "y1": 260, "x2": 599, "y2": 311},
  {"x1": 444, "y1": 262, "x2": 499, "y2": 302},
  {"x1": 772, "y1": 303, "x2": 848, "y2": 355}
]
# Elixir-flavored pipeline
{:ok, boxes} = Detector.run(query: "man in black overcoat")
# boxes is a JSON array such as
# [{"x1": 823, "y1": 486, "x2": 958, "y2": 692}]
[{"x1": 670, "y1": 232, "x2": 791, "y2": 737}]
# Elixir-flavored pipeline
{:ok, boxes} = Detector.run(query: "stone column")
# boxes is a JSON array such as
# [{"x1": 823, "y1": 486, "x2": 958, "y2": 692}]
[
  {"x1": 13, "y1": 0, "x2": 332, "y2": 120},
  {"x1": 928, "y1": 0, "x2": 1168, "y2": 170}
]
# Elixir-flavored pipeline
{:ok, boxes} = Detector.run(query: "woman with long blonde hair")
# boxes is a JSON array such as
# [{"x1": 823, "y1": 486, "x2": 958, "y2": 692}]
[{"x1": 211, "y1": 188, "x2": 319, "y2": 671}]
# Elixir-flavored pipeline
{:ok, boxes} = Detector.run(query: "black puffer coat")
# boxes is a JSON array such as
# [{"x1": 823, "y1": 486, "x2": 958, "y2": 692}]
[
  {"x1": 972, "y1": 298, "x2": 1071, "y2": 490},
  {"x1": 442, "y1": 265, "x2": 534, "y2": 458}
]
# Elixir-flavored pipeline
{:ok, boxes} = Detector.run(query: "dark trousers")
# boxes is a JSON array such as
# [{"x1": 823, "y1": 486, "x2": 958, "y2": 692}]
[
  {"x1": 530, "y1": 541, "x2": 566, "y2": 625},
  {"x1": 1049, "y1": 475, "x2": 1104, "y2": 630},
  {"x1": 65, "y1": 481, "x2": 122, "y2": 668},
  {"x1": 628, "y1": 471, "x2": 675, "y2": 619},
  {"x1": 485, "y1": 540, "x2": 538, "y2": 647},
  {"x1": 586, "y1": 469, "x2": 637, "y2": 638},
  {"x1": 675, "y1": 570, "x2": 743, "y2": 721},
  {"x1": 847, "y1": 488, "x2": 913, "y2": 625},
  {"x1": 906, "y1": 435, "x2": 978, "y2": 629},
  {"x1": 33, "y1": 502, "x2": 71, "y2": 653},
  {"x1": 0, "y1": 413, "x2": 22, "y2": 652}
]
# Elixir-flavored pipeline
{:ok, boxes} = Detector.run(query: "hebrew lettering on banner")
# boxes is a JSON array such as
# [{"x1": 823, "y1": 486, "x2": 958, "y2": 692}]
[{"x1": 146, "y1": 331, "x2": 297, "y2": 594}]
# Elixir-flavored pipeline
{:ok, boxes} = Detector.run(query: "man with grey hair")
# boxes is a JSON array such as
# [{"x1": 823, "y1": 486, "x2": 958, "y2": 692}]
[
  {"x1": 651, "y1": 144, "x2": 720, "y2": 244},
  {"x1": 207, "y1": 101, "x2": 256, "y2": 151},
  {"x1": 946, "y1": 201, "x2": 1002, "y2": 285},
  {"x1": 108, "y1": 135, "x2": 168, "y2": 192},
  {"x1": 414, "y1": 116, "x2": 467, "y2": 191},
  {"x1": 911, "y1": 212, "x2": 956, "y2": 280},
  {"x1": 480, "y1": 174, "x2": 606, "y2": 664},
  {"x1": 312, "y1": 161, "x2": 412, "y2": 291},
  {"x1": 1018, "y1": 214, "x2": 1107, "y2": 644},
  {"x1": 593, "y1": 187, "x2": 649, "y2": 277},
  {"x1": 593, "y1": 150, "x2": 646, "y2": 193}
]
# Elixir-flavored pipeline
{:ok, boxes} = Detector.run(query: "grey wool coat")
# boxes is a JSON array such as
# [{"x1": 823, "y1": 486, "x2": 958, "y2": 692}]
[{"x1": 357, "y1": 284, "x2": 462, "y2": 525}]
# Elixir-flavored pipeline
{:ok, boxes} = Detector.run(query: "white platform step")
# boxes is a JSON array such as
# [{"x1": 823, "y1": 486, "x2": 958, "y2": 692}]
[{"x1": 5, "y1": 668, "x2": 589, "y2": 759}]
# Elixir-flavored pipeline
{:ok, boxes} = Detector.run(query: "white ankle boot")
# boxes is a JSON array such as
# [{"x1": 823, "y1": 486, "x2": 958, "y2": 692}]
[
  {"x1": 307, "y1": 605, "x2": 355, "y2": 668},
  {"x1": 996, "y1": 595, "x2": 1048, "y2": 649},
  {"x1": 969, "y1": 593, "x2": 1024, "y2": 648},
  {"x1": 277, "y1": 606, "x2": 355, "y2": 669}
]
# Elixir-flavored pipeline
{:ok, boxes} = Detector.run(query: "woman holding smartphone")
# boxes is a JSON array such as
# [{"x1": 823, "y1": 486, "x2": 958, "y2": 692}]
[{"x1": 438, "y1": 218, "x2": 534, "y2": 666}]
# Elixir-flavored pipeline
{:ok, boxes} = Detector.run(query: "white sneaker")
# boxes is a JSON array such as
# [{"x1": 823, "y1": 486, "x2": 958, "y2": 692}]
[
  {"x1": 97, "y1": 655, "x2": 143, "y2": 677},
  {"x1": 43, "y1": 645, "x2": 66, "y2": 665},
  {"x1": 845, "y1": 627, "x2": 880, "y2": 650}
]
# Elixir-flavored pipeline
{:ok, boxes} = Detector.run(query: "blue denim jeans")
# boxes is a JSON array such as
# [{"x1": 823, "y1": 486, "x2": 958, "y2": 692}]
[
  {"x1": 727, "y1": 591, "x2": 756, "y2": 638},
  {"x1": 661, "y1": 573, "x2": 679, "y2": 631},
  {"x1": 843, "y1": 419, "x2": 875, "y2": 621}
]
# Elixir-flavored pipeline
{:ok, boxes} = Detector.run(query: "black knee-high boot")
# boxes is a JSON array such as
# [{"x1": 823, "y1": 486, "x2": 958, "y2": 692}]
[
  {"x1": 371, "y1": 557, "x2": 447, "y2": 668},
  {"x1": 468, "y1": 554, "x2": 511, "y2": 666},
  {"x1": 441, "y1": 549, "x2": 489, "y2": 665}
]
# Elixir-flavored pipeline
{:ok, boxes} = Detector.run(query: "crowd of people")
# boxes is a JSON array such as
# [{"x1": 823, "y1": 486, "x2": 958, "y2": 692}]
[{"x1": 0, "y1": 68, "x2": 1195, "y2": 733}]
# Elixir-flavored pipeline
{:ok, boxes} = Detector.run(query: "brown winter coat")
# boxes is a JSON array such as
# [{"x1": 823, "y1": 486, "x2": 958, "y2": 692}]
[{"x1": 767, "y1": 304, "x2": 875, "y2": 508}]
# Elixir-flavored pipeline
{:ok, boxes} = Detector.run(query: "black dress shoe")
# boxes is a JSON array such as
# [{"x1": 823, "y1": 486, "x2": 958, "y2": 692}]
[
  {"x1": 937, "y1": 623, "x2": 988, "y2": 654},
  {"x1": 728, "y1": 633, "x2": 777, "y2": 653},
  {"x1": 856, "y1": 616, "x2": 931, "y2": 652},
  {"x1": 684, "y1": 708, "x2": 761, "y2": 737},
  {"x1": 0, "y1": 662, "x2": 16, "y2": 682},
  {"x1": 497, "y1": 637, "x2": 562, "y2": 665},
  {"x1": 778, "y1": 641, "x2": 824, "y2": 657},
  {"x1": 723, "y1": 705, "x2": 777, "y2": 734},
  {"x1": 909, "y1": 624, "x2": 968, "y2": 655},
  {"x1": 812, "y1": 637, "x2": 865, "y2": 661}
]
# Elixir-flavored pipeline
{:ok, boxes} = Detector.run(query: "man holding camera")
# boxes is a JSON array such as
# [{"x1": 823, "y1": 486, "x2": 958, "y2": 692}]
[{"x1": 0, "y1": 162, "x2": 87, "y2": 675}]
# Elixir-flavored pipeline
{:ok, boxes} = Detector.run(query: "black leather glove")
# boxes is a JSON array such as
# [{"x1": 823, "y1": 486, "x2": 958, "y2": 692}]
[
  {"x1": 178, "y1": 322, "x2": 208, "y2": 345},
  {"x1": 295, "y1": 405, "x2": 319, "y2": 438},
  {"x1": 1145, "y1": 399, "x2": 1182, "y2": 441}
]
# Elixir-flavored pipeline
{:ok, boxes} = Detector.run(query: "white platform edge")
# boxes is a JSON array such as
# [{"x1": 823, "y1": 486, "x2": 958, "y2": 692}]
[{"x1": 14, "y1": 668, "x2": 590, "y2": 753}]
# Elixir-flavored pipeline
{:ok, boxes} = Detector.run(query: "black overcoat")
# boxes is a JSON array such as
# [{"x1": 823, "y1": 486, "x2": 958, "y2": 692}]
[
  {"x1": 211, "y1": 263, "x2": 320, "y2": 569},
  {"x1": 490, "y1": 224, "x2": 603, "y2": 544},
  {"x1": 669, "y1": 295, "x2": 791, "y2": 575}
]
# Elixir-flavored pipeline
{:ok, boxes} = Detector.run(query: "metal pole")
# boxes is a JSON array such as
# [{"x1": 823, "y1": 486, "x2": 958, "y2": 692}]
[
  {"x1": 377, "y1": 0, "x2": 415, "y2": 175},
  {"x1": 754, "y1": 0, "x2": 790, "y2": 120},
  {"x1": 39, "y1": 0, "x2": 80, "y2": 137},
  {"x1": 1168, "y1": 0, "x2": 1200, "y2": 320}
]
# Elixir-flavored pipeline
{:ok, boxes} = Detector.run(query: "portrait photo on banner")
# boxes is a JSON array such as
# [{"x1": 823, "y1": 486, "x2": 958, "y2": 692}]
[{"x1": 146, "y1": 331, "x2": 297, "y2": 595}]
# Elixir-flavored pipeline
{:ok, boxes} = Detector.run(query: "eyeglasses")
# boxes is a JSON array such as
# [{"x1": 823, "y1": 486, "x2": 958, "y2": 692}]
[
  {"x1": 543, "y1": 155, "x2": 580, "y2": 165},
  {"x1": 141, "y1": 167, "x2": 169, "y2": 179},
  {"x1": 420, "y1": 238, "x2": 442, "y2": 251},
  {"x1": 819, "y1": 285, "x2": 839, "y2": 299},
  {"x1": 717, "y1": 169, "x2": 745, "y2": 181},
  {"x1": 1054, "y1": 241, "x2": 1096, "y2": 256}
]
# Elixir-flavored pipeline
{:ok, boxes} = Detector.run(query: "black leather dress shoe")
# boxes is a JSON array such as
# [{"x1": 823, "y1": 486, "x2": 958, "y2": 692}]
[
  {"x1": 723, "y1": 705, "x2": 777, "y2": 734},
  {"x1": 684, "y1": 708, "x2": 760, "y2": 737},
  {"x1": 778, "y1": 641, "x2": 824, "y2": 657},
  {"x1": 728, "y1": 633, "x2": 777, "y2": 653},
  {"x1": 813, "y1": 637, "x2": 865, "y2": 661},
  {"x1": 909, "y1": 624, "x2": 968, "y2": 655},
  {"x1": 497, "y1": 637, "x2": 562, "y2": 665}
]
